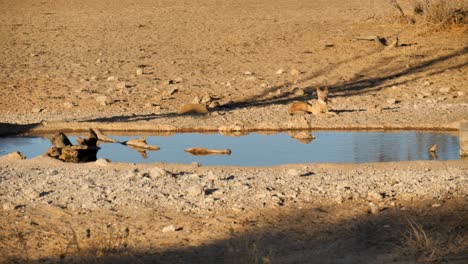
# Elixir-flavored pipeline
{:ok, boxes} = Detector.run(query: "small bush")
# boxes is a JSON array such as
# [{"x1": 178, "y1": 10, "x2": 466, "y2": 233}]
[{"x1": 386, "y1": 0, "x2": 468, "y2": 29}]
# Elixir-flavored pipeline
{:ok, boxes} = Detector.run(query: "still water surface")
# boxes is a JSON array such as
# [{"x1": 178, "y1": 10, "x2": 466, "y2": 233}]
[{"x1": 0, "y1": 131, "x2": 460, "y2": 166}]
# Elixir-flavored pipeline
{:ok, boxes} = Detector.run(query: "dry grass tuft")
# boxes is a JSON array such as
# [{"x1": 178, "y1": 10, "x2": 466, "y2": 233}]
[
  {"x1": 385, "y1": 0, "x2": 468, "y2": 29},
  {"x1": 403, "y1": 218, "x2": 440, "y2": 261}
]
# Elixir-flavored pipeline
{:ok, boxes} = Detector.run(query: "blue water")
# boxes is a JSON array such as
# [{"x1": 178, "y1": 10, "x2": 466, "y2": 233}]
[{"x1": 0, "y1": 131, "x2": 460, "y2": 165}]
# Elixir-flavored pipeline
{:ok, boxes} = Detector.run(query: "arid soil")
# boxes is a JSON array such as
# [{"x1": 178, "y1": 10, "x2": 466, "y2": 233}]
[{"x1": 1, "y1": 0, "x2": 467, "y2": 263}]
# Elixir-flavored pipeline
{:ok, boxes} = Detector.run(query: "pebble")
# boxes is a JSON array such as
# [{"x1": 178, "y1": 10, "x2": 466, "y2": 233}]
[
  {"x1": 95, "y1": 95, "x2": 112, "y2": 105},
  {"x1": 174, "y1": 77, "x2": 183, "y2": 83},
  {"x1": 457, "y1": 91, "x2": 465, "y2": 96},
  {"x1": 201, "y1": 95, "x2": 212, "y2": 104},
  {"x1": 245, "y1": 76, "x2": 256, "y2": 82},
  {"x1": 2, "y1": 203, "x2": 13, "y2": 211},
  {"x1": 292, "y1": 87, "x2": 305, "y2": 96},
  {"x1": 1, "y1": 151, "x2": 26, "y2": 160},
  {"x1": 117, "y1": 82, "x2": 127, "y2": 89},
  {"x1": 136, "y1": 67, "x2": 144, "y2": 76},
  {"x1": 386, "y1": 98, "x2": 397, "y2": 104},
  {"x1": 166, "y1": 87, "x2": 178, "y2": 95},
  {"x1": 290, "y1": 69, "x2": 301, "y2": 76},
  {"x1": 164, "y1": 80, "x2": 175, "y2": 85},
  {"x1": 207, "y1": 171, "x2": 217, "y2": 180},
  {"x1": 107, "y1": 76, "x2": 116, "y2": 81},
  {"x1": 369, "y1": 202, "x2": 380, "y2": 215},
  {"x1": 32, "y1": 108, "x2": 42, "y2": 113},
  {"x1": 149, "y1": 167, "x2": 168, "y2": 178},
  {"x1": 192, "y1": 96, "x2": 201, "y2": 104},
  {"x1": 287, "y1": 169, "x2": 300, "y2": 177},
  {"x1": 95, "y1": 158, "x2": 110, "y2": 166},
  {"x1": 367, "y1": 191, "x2": 384, "y2": 202},
  {"x1": 63, "y1": 102, "x2": 74, "y2": 109},
  {"x1": 187, "y1": 185, "x2": 203, "y2": 197},
  {"x1": 162, "y1": 225, "x2": 176, "y2": 233},
  {"x1": 438, "y1": 87, "x2": 451, "y2": 94},
  {"x1": 276, "y1": 69, "x2": 285, "y2": 75},
  {"x1": 244, "y1": 71, "x2": 254, "y2": 75}
]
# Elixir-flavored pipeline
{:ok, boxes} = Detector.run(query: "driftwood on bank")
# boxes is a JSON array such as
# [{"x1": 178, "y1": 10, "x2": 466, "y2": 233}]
[
  {"x1": 185, "y1": 147, "x2": 232, "y2": 156},
  {"x1": 46, "y1": 130, "x2": 99, "y2": 163},
  {"x1": 124, "y1": 137, "x2": 160, "y2": 151},
  {"x1": 93, "y1": 128, "x2": 119, "y2": 143}
]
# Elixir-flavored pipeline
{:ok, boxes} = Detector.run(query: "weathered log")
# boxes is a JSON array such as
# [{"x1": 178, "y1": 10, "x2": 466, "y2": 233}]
[
  {"x1": 125, "y1": 137, "x2": 160, "y2": 151},
  {"x1": 93, "y1": 128, "x2": 118, "y2": 143},
  {"x1": 49, "y1": 132, "x2": 72, "y2": 148}
]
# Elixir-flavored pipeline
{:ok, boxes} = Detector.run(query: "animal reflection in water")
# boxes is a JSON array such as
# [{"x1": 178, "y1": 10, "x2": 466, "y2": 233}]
[{"x1": 185, "y1": 147, "x2": 232, "y2": 156}]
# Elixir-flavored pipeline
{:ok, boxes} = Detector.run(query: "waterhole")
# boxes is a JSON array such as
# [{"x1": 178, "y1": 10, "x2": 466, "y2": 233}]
[{"x1": 0, "y1": 131, "x2": 460, "y2": 165}]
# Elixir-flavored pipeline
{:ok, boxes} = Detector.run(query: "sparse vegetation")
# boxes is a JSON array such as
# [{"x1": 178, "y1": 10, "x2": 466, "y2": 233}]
[
  {"x1": 385, "y1": 0, "x2": 468, "y2": 28},
  {"x1": 403, "y1": 218, "x2": 440, "y2": 261}
]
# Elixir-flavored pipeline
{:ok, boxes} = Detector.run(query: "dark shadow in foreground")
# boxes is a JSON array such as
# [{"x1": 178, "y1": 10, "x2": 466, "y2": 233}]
[{"x1": 6, "y1": 202, "x2": 467, "y2": 264}]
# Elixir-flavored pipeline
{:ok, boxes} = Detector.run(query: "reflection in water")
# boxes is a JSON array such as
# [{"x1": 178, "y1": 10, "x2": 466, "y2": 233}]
[{"x1": 0, "y1": 131, "x2": 460, "y2": 165}]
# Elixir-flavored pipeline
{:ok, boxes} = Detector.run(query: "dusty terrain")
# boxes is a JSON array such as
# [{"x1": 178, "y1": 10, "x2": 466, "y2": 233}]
[{"x1": 1, "y1": 0, "x2": 467, "y2": 263}]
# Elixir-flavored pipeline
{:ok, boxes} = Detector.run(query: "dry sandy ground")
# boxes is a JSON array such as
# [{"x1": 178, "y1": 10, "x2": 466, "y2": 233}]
[{"x1": 0, "y1": 0, "x2": 467, "y2": 263}]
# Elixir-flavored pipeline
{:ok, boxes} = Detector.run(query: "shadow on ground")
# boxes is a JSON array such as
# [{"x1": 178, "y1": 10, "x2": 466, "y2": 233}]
[
  {"x1": 6, "y1": 202, "x2": 467, "y2": 264},
  {"x1": 0, "y1": 123, "x2": 41, "y2": 136},
  {"x1": 82, "y1": 46, "x2": 467, "y2": 123}
]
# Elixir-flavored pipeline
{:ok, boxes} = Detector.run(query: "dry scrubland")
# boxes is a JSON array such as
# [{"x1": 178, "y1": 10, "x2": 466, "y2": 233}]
[{"x1": 0, "y1": 0, "x2": 468, "y2": 263}]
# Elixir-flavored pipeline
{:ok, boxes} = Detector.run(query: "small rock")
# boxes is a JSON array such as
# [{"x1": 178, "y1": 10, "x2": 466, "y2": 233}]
[
  {"x1": 63, "y1": 102, "x2": 74, "y2": 109},
  {"x1": 192, "y1": 96, "x2": 201, "y2": 104},
  {"x1": 174, "y1": 77, "x2": 183, "y2": 83},
  {"x1": 367, "y1": 104, "x2": 382, "y2": 113},
  {"x1": 2, "y1": 203, "x2": 13, "y2": 210},
  {"x1": 287, "y1": 169, "x2": 300, "y2": 176},
  {"x1": 457, "y1": 91, "x2": 465, "y2": 96},
  {"x1": 24, "y1": 188, "x2": 39, "y2": 200},
  {"x1": 162, "y1": 225, "x2": 176, "y2": 233},
  {"x1": 422, "y1": 91, "x2": 433, "y2": 97},
  {"x1": 96, "y1": 58, "x2": 101, "y2": 63},
  {"x1": 201, "y1": 95, "x2": 212, "y2": 104},
  {"x1": 166, "y1": 87, "x2": 178, "y2": 95},
  {"x1": 32, "y1": 108, "x2": 42, "y2": 113},
  {"x1": 95, "y1": 158, "x2": 110, "y2": 166},
  {"x1": 290, "y1": 69, "x2": 301, "y2": 76},
  {"x1": 292, "y1": 87, "x2": 305, "y2": 96},
  {"x1": 387, "y1": 98, "x2": 397, "y2": 104},
  {"x1": 244, "y1": 71, "x2": 254, "y2": 75},
  {"x1": 369, "y1": 202, "x2": 380, "y2": 215},
  {"x1": 334, "y1": 196, "x2": 344, "y2": 204},
  {"x1": 439, "y1": 87, "x2": 451, "y2": 94},
  {"x1": 276, "y1": 69, "x2": 285, "y2": 75},
  {"x1": 107, "y1": 76, "x2": 116, "y2": 81},
  {"x1": 1, "y1": 151, "x2": 26, "y2": 160},
  {"x1": 431, "y1": 203, "x2": 442, "y2": 208},
  {"x1": 164, "y1": 80, "x2": 175, "y2": 85},
  {"x1": 149, "y1": 167, "x2": 168, "y2": 178},
  {"x1": 207, "y1": 171, "x2": 217, "y2": 180},
  {"x1": 95, "y1": 95, "x2": 112, "y2": 106},
  {"x1": 209, "y1": 101, "x2": 220, "y2": 108},
  {"x1": 245, "y1": 76, "x2": 256, "y2": 82},
  {"x1": 187, "y1": 185, "x2": 203, "y2": 197},
  {"x1": 90, "y1": 76, "x2": 97, "y2": 81},
  {"x1": 117, "y1": 81, "x2": 127, "y2": 89},
  {"x1": 367, "y1": 191, "x2": 384, "y2": 202},
  {"x1": 136, "y1": 67, "x2": 144, "y2": 76},
  {"x1": 191, "y1": 162, "x2": 201, "y2": 167}
]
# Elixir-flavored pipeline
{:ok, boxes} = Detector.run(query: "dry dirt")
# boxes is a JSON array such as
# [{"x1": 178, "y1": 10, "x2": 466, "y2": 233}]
[{"x1": 1, "y1": 0, "x2": 467, "y2": 263}]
